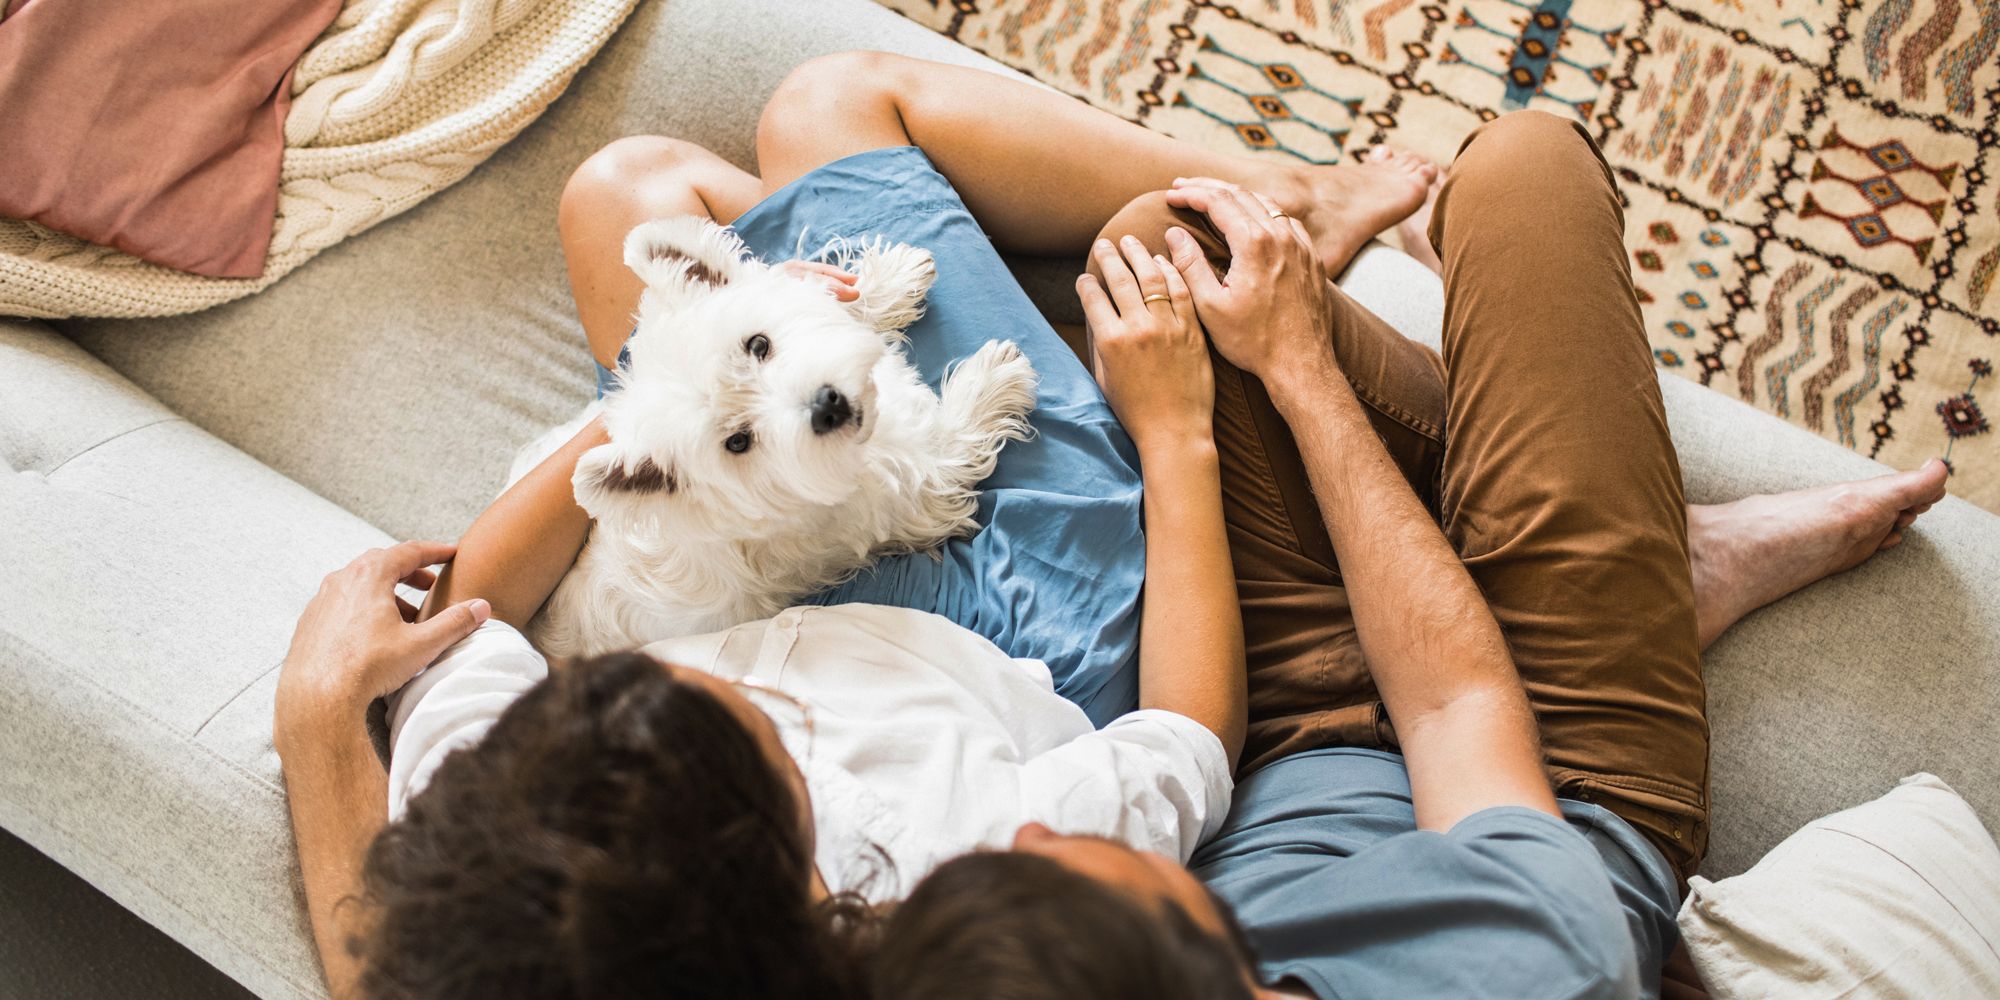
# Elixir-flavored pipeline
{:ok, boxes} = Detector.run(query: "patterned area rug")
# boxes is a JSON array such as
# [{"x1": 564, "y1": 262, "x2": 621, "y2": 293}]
[{"x1": 872, "y1": 0, "x2": 2000, "y2": 511}]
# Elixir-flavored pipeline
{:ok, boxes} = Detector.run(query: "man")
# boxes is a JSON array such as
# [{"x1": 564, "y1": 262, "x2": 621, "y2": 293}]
[{"x1": 866, "y1": 109, "x2": 1949, "y2": 999}]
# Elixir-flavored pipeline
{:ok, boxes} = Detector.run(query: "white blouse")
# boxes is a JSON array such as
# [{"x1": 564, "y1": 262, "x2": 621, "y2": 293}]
[{"x1": 386, "y1": 604, "x2": 1232, "y2": 902}]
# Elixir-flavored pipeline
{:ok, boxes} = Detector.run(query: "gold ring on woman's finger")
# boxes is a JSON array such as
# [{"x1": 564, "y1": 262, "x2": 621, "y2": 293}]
[
  {"x1": 1143, "y1": 293, "x2": 1171, "y2": 304},
  {"x1": 1268, "y1": 210, "x2": 1287, "y2": 220}
]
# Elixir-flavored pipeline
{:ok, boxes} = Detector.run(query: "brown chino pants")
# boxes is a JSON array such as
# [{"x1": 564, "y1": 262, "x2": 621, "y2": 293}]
[{"x1": 1084, "y1": 111, "x2": 1710, "y2": 880}]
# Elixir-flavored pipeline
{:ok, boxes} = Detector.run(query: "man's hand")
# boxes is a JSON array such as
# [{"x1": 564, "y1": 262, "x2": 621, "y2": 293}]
[
  {"x1": 275, "y1": 541, "x2": 491, "y2": 752},
  {"x1": 777, "y1": 259, "x2": 860, "y2": 302},
  {"x1": 1078, "y1": 235, "x2": 1215, "y2": 453},
  {"x1": 1162, "y1": 179, "x2": 1338, "y2": 388},
  {"x1": 275, "y1": 541, "x2": 485, "y2": 998}
]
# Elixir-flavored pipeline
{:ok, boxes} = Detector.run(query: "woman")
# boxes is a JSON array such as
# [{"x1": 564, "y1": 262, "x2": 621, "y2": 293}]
[
  {"x1": 276, "y1": 50, "x2": 1439, "y2": 1000},
  {"x1": 275, "y1": 52, "x2": 1948, "y2": 1000}
]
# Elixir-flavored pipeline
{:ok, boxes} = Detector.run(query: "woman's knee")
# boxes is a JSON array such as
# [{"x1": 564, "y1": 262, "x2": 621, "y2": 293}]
[
  {"x1": 560, "y1": 136, "x2": 724, "y2": 234},
  {"x1": 560, "y1": 136, "x2": 735, "y2": 365},
  {"x1": 757, "y1": 50, "x2": 912, "y2": 152}
]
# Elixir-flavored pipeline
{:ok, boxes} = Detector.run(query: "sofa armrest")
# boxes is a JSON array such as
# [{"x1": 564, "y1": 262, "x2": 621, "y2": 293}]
[
  {"x1": 0, "y1": 318, "x2": 177, "y2": 474},
  {"x1": 1, "y1": 319, "x2": 391, "y2": 1000}
]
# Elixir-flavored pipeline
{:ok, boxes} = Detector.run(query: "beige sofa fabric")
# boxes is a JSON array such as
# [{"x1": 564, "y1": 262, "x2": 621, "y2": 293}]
[{"x1": 0, "y1": 318, "x2": 392, "y2": 999}]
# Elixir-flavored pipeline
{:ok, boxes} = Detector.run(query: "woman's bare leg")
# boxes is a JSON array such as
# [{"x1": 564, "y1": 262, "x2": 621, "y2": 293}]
[
  {"x1": 559, "y1": 136, "x2": 765, "y2": 367},
  {"x1": 755, "y1": 51, "x2": 1433, "y2": 273}
]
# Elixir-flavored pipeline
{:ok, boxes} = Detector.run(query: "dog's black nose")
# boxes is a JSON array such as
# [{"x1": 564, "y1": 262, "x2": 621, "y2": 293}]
[{"x1": 810, "y1": 386, "x2": 853, "y2": 434}]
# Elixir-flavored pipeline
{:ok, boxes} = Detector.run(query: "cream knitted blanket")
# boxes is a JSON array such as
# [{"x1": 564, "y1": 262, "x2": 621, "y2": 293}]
[{"x1": 0, "y1": 0, "x2": 638, "y2": 320}]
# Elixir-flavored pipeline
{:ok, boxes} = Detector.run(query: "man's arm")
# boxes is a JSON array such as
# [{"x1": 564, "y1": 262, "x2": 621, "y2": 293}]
[
  {"x1": 1165, "y1": 182, "x2": 1555, "y2": 829},
  {"x1": 1264, "y1": 354, "x2": 1555, "y2": 830},
  {"x1": 1082, "y1": 235, "x2": 1246, "y2": 765},
  {"x1": 275, "y1": 542, "x2": 489, "y2": 997},
  {"x1": 277, "y1": 718, "x2": 390, "y2": 1000}
]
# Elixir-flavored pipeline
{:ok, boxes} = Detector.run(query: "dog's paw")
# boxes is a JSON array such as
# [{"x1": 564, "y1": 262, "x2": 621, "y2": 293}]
[
  {"x1": 844, "y1": 241, "x2": 935, "y2": 337},
  {"x1": 937, "y1": 340, "x2": 1038, "y2": 480}
]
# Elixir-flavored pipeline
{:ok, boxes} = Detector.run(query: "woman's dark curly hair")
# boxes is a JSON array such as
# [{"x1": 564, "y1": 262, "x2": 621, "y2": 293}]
[{"x1": 354, "y1": 650, "x2": 875, "y2": 1000}]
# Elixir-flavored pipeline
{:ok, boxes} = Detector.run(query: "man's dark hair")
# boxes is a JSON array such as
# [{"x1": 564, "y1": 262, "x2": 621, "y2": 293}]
[
  {"x1": 870, "y1": 851, "x2": 1259, "y2": 1000},
  {"x1": 354, "y1": 650, "x2": 873, "y2": 1000}
]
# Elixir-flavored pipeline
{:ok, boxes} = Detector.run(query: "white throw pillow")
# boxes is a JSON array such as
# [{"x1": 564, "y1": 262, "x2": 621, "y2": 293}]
[{"x1": 1678, "y1": 773, "x2": 2000, "y2": 998}]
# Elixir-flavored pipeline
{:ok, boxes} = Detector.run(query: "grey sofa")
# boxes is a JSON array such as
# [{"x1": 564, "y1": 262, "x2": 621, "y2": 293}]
[{"x1": 3, "y1": 1, "x2": 1997, "y2": 996}]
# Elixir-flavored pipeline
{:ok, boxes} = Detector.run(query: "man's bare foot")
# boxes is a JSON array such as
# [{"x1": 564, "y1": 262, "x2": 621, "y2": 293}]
[
  {"x1": 1249, "y1": 146, "x2": 1436, "y2": 276},
  {"x1": 1395, "y1": 167, "x2": 1444, "y2": 275},
  {"x1": 1688, "y1": 459, "x2": 1950, "y2": 649}
]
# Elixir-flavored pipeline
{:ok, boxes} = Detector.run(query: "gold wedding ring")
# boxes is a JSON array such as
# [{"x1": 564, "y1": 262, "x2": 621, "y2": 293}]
[
  {"x1": 1269, "y1": 210, "x2": 1287, "y2": 219},
  {"x1": 1143, "y1": 293, "x2": 1171, "y2": 304}
]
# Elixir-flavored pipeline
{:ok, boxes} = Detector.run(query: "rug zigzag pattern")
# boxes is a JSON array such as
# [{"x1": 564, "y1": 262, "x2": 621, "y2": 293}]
[{"x1": 874, "y1": 0, "x2": 2000, "y2": 511}]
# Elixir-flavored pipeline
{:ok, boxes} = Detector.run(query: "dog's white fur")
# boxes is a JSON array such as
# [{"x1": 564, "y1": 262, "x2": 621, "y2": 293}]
[{"x1": 512, "y1": 217, "x2": 1038, "y2": 658}]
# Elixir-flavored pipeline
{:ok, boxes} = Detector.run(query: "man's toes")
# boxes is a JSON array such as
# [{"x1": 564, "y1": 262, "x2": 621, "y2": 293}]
[
  {"x1": 1885, "y1": 459, "x2": 1951, "y2": 507},
  {"x1": 1918, "y1": 458, "x2": 1950, "y2": 500}
]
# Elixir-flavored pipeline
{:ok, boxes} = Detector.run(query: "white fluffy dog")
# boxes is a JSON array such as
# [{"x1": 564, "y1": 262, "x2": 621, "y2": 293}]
[{"x1": 515, "y1": 217, "x2": 1038, "y2": 658}]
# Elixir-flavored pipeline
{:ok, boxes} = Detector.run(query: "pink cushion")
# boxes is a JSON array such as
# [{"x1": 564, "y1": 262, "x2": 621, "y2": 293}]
[{"x1": 0, "y1": 0, "x2": 341, "y2": 278}]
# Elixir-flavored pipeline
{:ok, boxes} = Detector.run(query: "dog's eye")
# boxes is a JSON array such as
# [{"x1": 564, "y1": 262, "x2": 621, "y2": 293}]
[
  {"x1": 745, "y1": 334, "x2": 770, "y2": 361},
  {"x1": 725, "y1": 430, "x2": 754, "y2": 454}
]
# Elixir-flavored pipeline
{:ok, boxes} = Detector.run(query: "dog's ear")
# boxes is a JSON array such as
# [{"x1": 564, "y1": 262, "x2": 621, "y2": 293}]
[
  {"x1": 625, "y1": 217, "x2": 757, "y2": 307},
  {"x1": 573, "y1": 442, "x2": 677, "y2": 518}
]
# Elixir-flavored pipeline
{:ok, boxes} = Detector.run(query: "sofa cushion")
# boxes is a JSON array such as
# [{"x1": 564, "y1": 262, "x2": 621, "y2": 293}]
[
  {"x1": 1678, "y1": 773, "x2": 2000, "y2": 998},
  {"x1": 0, "y1": 317, "x2": 175, "y2": 475}
]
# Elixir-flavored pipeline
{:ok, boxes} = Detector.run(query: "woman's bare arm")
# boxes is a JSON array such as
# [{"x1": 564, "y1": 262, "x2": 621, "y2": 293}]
[
  {"x1": 1083, "y1": 236, "x2": 1246, "y2": 765},
  {"x1": 422, "y1": 418, "x2": 607, "y2": 628}
]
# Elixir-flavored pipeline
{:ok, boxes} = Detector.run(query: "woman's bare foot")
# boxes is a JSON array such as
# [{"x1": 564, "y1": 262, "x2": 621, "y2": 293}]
[
  {"x1": 1688, "y1": 459, "x2": 1950, "y2": 649},
  {"x1": 1395, "y1": 167, "x2": 1444, "y2": 275},
  {"x1": 1248, "y1": 146, "x2": 1437, "y2": 276}
]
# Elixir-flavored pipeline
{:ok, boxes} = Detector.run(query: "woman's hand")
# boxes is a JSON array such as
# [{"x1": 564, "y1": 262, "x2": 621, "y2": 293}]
[
  {"x1": 1162, "y1": 179, "x2": 1339, "y2": 386},
  {"x1": 275, "y1": 541, "x2": 490, "y2": 752},
  {"x1": 1078, "y1": 235, "x2": 1214, "y2": 452},
  {"x1": 778, "y1": 259, "x2": 860, "y2": 302}
]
